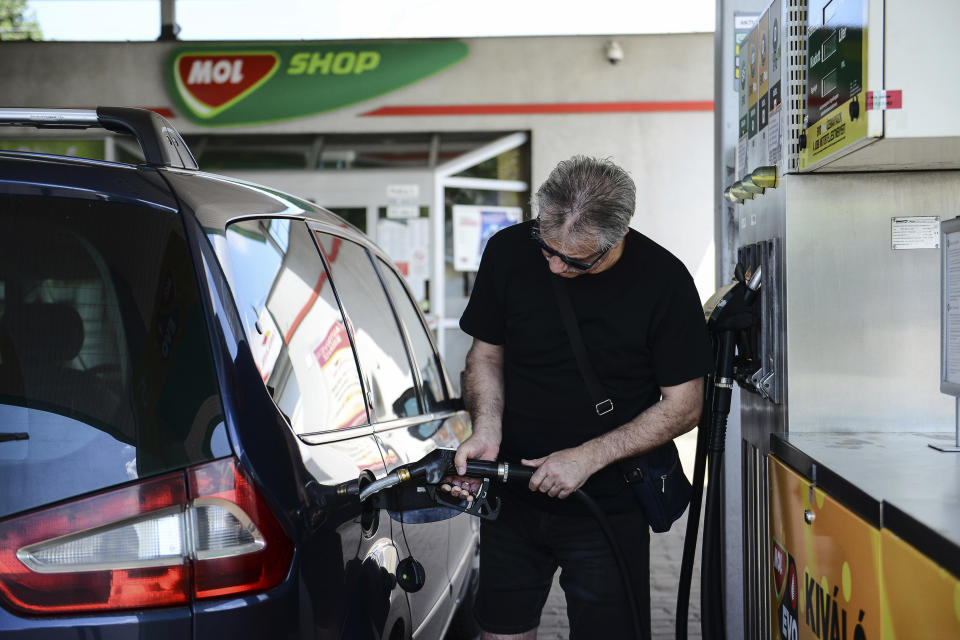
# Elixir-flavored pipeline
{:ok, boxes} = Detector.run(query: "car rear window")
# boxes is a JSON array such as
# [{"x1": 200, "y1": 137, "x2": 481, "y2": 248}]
[{"x1": 0, "y1": 195, "x2": 228, "y2": 518}]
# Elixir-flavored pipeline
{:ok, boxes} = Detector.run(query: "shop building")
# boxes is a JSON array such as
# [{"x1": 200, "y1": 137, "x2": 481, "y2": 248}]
[{"x1": 0, "y1": 33, "x2": 714, "y2": 378}]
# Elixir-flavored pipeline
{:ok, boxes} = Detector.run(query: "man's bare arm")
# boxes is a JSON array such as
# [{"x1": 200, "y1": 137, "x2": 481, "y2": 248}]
[
  {"x1": 462, "y1": 338, "x2": 505, "y2": 444},
  {"x1": 524, "y1": 377, "x2": 704, "y2": 499},
  {"x1": 445, "y1": 339, "x2": 505, "y2": 499}
]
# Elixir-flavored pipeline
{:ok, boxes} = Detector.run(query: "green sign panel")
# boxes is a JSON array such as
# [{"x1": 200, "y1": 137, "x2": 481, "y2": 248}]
[
  {"x1": 806, "y1": 0, "x2": 865, "y2": 127},
  {"x1": 799, "y1": 0, "x2": 868, "y2": 170},
  {"x1": 166, "y1": 41, "x2": 469, "y2": 126}
]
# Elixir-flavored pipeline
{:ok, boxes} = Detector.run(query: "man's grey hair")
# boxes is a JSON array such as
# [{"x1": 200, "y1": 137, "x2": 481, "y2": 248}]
[{"x1": 533, "y1": 156, "x2": 635, "y2": 252}]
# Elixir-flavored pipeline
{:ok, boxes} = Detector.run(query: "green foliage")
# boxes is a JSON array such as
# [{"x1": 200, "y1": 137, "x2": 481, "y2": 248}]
[{"x1": 0, "y1": 0, "x2": 42, "y2": 41}]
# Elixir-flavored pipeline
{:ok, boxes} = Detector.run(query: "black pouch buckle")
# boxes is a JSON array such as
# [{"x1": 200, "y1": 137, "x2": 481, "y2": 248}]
[{"x1": 595, "y1": 399, "x2": 614, "y2": 416}]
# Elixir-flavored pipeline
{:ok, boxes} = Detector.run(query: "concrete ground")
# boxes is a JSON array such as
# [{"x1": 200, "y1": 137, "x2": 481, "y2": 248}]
[{"x1": 535, "y1": 429, "x2": 704, "y2": 640}]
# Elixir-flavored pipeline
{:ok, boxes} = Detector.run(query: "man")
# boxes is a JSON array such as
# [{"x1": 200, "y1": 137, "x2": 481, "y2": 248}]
[{"x1": 446, "y1": 156, "x2": 712, "y2": 639}]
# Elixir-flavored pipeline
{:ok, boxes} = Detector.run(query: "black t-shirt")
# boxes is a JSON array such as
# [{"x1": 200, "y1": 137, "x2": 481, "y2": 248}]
[{"x1": 460, "y1": 220, "x2": 713, "y2": 513}]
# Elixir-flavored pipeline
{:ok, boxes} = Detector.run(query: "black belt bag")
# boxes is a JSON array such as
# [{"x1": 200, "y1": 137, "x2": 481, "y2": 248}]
[
  {"x1": 550, "y1": 276, "x2": 692, "y2": 533},
  {"x1": 618, "y1": 442, "x2": 691, "y2": 533}
]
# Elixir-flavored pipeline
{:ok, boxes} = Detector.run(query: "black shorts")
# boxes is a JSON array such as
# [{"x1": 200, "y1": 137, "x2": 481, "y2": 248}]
[{"x1": 475, "y1": 496, "x2": 651, "y2": 639}]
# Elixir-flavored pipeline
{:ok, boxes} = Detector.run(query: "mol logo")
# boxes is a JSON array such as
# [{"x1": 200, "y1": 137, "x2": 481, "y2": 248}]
[
  {"x1": 166, "y1": 42, "x2": 469, "y2": 126},
  {"x1": 173, "y1": 52, "x2": 280, "y2": 118}
]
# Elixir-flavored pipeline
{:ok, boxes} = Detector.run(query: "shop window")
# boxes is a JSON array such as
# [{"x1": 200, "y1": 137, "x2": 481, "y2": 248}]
[
  {"x1": 183, "y1": 131, "x2": 517, "y2": 171},
  {"x1": 327, "y1": 208, "x2": 367, "y2": 233}
]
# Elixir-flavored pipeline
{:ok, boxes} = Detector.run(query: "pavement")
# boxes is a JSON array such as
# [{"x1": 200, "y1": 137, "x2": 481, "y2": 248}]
[{"x1": 536, "y1": 429, "x2": 704, "y2": 640}]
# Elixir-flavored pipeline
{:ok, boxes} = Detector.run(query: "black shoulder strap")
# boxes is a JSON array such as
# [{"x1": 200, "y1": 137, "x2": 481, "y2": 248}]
[{"x1": 549, "y1": 276, "x2": 615, "y2": 418}]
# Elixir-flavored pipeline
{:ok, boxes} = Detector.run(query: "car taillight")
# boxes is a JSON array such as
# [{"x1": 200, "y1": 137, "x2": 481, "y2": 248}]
[
  {"x1": 0, "y1": 457, "x2": 293, "y2": 615},
  {"x1": 187, "y1": 457, "x2": 293, "y2": 599}
]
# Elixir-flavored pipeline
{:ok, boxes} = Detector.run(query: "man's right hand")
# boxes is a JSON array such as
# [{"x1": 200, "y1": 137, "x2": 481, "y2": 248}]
[
  {"x1": 441, "y1": 427, "x2": 500, "y2": 502},
  {"x1": 446, "y1": 338, "x2": 505, "y2": 504}
]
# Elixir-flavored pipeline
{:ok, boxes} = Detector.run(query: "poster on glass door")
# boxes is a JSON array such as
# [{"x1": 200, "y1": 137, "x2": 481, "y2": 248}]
[
  {"x1": 453, "y1": 205, "x2": 523, "y2": 271},
  {"x1": 377, "y1": 217, "x2": 430, "y2": 301}
]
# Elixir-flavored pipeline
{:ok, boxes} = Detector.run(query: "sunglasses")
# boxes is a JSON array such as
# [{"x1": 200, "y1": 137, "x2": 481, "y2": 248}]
[{"x1": 530, "y1": 222, "x2": 611, "y2": 271}]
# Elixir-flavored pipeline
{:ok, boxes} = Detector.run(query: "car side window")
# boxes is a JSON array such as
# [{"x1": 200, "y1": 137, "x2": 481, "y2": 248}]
[
  {"x1": 218, "y1": 219, "x2": 368, "y2": 433},
  {"x1": 314, "y1": 233, "x2": 418, "y2": 422},
  {"x1": 376, "y1": 259, "x2": 448, "y2": 412}
]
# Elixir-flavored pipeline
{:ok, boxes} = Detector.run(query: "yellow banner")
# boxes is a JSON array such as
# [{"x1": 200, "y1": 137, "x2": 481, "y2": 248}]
[
  {"x1": 769, "y1": 457, "x2": 881, "y2": 640},
  {"x1": 881, "y1": 529, "x2": 960, "y2": 639},
  {"x1": 798, "y1": 94, "x2": 870, "y2": 170}
]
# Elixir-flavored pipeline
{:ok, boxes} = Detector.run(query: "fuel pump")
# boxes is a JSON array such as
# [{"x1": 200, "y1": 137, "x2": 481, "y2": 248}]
[{"x1": 675, "y1": 264, "x2": 762, "y2": 640}]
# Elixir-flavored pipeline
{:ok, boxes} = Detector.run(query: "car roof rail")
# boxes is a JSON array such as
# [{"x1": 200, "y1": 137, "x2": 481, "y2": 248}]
[{"x1": 0, "y1": 107, "x2": 198, "y2": 170}]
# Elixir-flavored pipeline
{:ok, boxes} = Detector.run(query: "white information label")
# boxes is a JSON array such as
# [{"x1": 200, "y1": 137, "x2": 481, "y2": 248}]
[
  {"x1": 386, "y1": 205, "x2": 419, "y2": 219},
  {"x1": 891, "y1": 216, "x2": 940, "y2": 250},
  {"x1": 737, "y1": 134, "x2": 748, "y2": 179},
  {"x1": 767, "y1": 104, "x2": 781, "y2": 165},
  {"x1": 386, "y1": 184, "x2": 420, "y2": 218},
  {"x1": 386, "y1": 184, "x2": 419, "y2": 201},
  {"x1": 945, "y1": 231, "x2": 960, "y2": 384}
]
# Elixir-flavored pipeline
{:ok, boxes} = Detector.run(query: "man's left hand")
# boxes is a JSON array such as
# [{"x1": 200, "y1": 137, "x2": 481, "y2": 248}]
[{"x1": 522, "y1": 446, "x2": 599, "y2": 499}]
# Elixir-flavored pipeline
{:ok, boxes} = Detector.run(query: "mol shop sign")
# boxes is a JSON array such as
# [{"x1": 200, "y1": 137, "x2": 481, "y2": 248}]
[{"x1": 166, "y1": 42, "x2": 469, "y2": 126}]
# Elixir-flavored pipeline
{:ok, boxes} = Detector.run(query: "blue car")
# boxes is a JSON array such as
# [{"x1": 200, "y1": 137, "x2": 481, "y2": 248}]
[{"x1": 0, "y1": 107, "x2": 479, "y2": 639}]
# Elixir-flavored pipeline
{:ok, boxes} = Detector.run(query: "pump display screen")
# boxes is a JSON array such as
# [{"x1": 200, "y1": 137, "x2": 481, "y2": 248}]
[
  {"x1": 822, "y1": 33, "x2": 838, "y2": 62},
  {"x1": 821, "y1": 69, "x2": 838, "y2": 97}
]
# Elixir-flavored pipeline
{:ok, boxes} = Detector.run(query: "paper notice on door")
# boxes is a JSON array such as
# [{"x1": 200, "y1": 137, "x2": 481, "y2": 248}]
[{"x1": 453, "y1": 205, "x2": 522, "y2": 271}]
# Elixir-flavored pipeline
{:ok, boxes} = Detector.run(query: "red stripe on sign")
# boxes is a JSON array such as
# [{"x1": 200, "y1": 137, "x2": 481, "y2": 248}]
[{"x1": 361, "y1": 101, "x2": 714, "y2": 116}]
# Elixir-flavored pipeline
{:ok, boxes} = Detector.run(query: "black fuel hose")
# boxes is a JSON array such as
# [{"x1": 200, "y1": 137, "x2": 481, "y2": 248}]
[
  {"x1": 675, "y1": 372, "x2": 713, "y2": 640},
  {"x1": 701, "y1": 330, "x2": 736, "y2": 640},
  {"x1": 460, "y1": 459, "x2": 644, "y2": 640}
]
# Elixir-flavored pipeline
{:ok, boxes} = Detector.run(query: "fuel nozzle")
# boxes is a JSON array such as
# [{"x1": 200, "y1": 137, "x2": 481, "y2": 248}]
[
  {"x1": 358, "y1": 449, "x2": 457, "y2": 502},
  {"x1": 355, "y1": 449, "x2": 538, "y2": 517},
  {"x1": 428, "y1": 458, "x2": 537, "y2": 521},
  {"x1": 743, "y1": 266, "x2": 762, "y2": 305}
]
